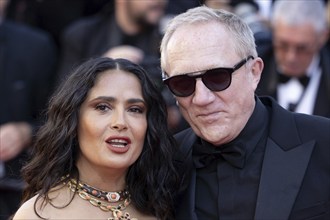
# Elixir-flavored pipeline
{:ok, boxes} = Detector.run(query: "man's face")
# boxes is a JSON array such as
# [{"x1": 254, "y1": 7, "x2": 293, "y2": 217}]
[
  {"x1": 163, "y1": 22, "x2": 262, "y2": 146},
  {"x1": 126, "y1": 0, "x2": 167, "y2": 28},
  {"x1": 272, "y1": 20, "x2": 321, "y2": 77}
]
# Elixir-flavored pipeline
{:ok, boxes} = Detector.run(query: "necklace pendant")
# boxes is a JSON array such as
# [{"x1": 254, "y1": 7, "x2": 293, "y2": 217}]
[{"x1": 106, "y1": 192, "x2": 120, "y2": 202}]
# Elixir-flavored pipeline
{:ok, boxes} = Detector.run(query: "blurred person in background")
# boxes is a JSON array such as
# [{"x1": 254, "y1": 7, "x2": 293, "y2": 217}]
[
  {"x1": 57, "y1": 0, "x2": 167, "y2": 87},
  {"x1": 0, "y1": 0, "x2": 57, "y2": 219},
  {"x1": 257, "y1": 0, "x2": 330, "y2": 117}
]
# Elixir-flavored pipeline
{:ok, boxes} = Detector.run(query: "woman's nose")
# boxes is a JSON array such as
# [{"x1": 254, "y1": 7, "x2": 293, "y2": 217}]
[{"x1": 110, "y1": 111, "x2": 127, "y2": 131}]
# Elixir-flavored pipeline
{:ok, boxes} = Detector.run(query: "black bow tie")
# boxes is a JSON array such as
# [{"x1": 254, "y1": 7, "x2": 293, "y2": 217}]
[
  {"x1": 278, "y1": 73, "x2": 310, "y2": 88},
  {"x1": 192, "y1": 141, "x2": 246, "y2": 169}
]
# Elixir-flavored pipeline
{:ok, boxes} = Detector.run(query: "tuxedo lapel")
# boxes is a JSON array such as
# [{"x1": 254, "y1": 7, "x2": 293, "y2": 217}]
[
  {"x1": 254, "y1": 138, "x2": 315, "y2": 220},
  {"x1": 255, "y1": 98, "x2": 317, "y2": 220}
]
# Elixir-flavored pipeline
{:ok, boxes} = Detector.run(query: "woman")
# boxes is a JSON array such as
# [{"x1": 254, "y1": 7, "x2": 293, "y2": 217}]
[{"x1": 13, "y1": 57, "x2": 179, "y2": 220}]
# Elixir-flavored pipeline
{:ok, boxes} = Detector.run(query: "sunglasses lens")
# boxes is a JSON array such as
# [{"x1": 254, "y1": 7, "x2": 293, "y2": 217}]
[
  {"x1": 165, "y1": 75, "x2": 195, "y2": 97},
  {"x1": 203, "y1": 68, "x2": 231, "y2": 91}
]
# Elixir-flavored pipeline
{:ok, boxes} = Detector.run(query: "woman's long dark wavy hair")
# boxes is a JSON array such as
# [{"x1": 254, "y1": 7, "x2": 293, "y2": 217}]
[{"x1": 21, "y1": 57, "x2": 179, "y2": 219}]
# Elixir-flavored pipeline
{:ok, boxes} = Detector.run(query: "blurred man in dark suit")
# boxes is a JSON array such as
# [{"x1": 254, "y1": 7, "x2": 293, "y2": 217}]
[
  {"x1": 57, "y1": 0, "x2": 167, "y2": 86},
  {"x1": 0, "y1": 1, "x2": 57, "y2": 219}
]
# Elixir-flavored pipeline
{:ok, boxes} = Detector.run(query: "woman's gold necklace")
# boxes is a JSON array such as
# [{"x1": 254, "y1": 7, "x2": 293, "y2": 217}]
[{"x1": 66, "y1": 178, "x2": 138, "y2": 220}]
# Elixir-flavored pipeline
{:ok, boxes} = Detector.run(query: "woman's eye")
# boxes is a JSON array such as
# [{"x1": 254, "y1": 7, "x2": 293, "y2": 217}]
[
  {"x1": 95, "y1": 104, "x2": 110, "y2": 112},
  {"x1": 129, "y1": 106, "x2": 144, "y2": 114}
]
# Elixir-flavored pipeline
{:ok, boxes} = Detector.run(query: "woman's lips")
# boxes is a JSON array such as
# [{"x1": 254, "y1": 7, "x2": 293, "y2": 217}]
[{"x1": 106, "y1": 137, "x2": 131, "y2": 153}]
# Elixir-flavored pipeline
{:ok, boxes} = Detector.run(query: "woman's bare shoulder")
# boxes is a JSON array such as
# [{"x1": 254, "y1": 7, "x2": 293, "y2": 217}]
[
  {"x1": 12, "y1": 186, "x2": 67, "y2": 220},
  {"x1": 12, "y1": 195, "x2": 41, "y2": 219}
]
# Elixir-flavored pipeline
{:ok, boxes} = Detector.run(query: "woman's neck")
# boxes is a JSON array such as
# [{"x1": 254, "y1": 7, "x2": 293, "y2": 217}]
[{"x1": 76, "y1": 163, "x2": 127, "y2": 191}]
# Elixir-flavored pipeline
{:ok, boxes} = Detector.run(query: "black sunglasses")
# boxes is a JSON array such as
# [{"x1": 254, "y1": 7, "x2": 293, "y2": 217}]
[{"x1": 163, "y1": 55, "x2": 254, "y2": 97}]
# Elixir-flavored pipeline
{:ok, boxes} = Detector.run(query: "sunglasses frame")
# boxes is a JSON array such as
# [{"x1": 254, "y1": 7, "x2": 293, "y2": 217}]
[{"x1": 163, "y1": 55, "x2": 254, "y2": 97}]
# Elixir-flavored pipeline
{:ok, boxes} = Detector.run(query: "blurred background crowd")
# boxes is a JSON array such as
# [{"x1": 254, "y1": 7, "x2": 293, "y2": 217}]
[{"x1": 0, "y1": 0, "x2": 329, "y2": 219}]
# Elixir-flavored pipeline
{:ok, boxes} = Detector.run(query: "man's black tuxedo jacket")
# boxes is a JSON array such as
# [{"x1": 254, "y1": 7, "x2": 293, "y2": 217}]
[{"x1": 174, "y1": 96, "x2": 330, "y2": 220}]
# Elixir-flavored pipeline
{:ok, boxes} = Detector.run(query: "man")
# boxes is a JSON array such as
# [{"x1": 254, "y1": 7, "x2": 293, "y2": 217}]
[
  {"x1": 0, "y1": 0, "x2": 57, "y2": 219},
  {"x1": 57, "y1": 0, "x2": 167, "y2": 86},
  {"x1": 257, "y1": 0, "x2": 330, "y2": 117},
  {"x1": 160, "y1": 5, "x2": 330, "y2": 220}
]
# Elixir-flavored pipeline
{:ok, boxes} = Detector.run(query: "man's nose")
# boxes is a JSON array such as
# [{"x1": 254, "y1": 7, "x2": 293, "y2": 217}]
[{"x1": 192, "y1": 79, "x2": 216, "y2": 105}]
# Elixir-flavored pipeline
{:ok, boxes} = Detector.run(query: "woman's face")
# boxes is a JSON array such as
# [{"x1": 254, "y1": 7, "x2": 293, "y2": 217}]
[{"x1": 76, "y1": 70, "x2": 147, "y2": 175}]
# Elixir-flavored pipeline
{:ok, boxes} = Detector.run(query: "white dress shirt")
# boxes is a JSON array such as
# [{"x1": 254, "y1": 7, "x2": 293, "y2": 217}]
[{"x1": 277, "y1": 55, "x2": 321, "y2": 115}]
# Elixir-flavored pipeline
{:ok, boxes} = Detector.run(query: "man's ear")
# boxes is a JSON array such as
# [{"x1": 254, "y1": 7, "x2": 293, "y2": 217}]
[
  {"x1": 318, "y1": 29, "x2": 329, "y2": 49},
  {"x1": 251, "y1": 57, "x2": 264, "y2": 90}
]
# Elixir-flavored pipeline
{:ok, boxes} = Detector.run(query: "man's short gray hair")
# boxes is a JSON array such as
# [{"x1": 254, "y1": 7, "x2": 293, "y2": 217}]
[
  {"x1": 160, "y1": 6, "x2": 257, "y2": 69},
  {"x1": 271, "y1": 0, "x2": 327, "y2": 33}
]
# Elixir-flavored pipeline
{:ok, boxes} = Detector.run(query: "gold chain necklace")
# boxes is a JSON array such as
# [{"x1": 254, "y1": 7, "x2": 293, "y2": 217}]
[
  {"x1": 70, "y1": 178, "x2": 130, "y2": 202},
  {"x1": 66, "y1": 179, "x2": 138, "y2": 220}
]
